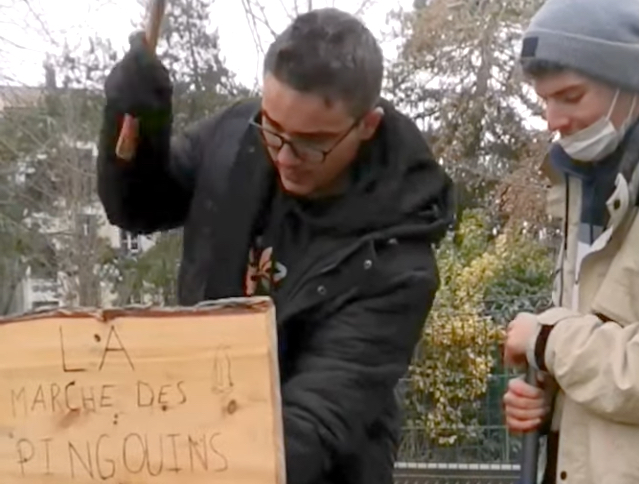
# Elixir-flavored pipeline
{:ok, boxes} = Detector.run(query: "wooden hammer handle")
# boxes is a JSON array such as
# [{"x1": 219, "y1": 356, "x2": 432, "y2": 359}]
[{"x1": 115, "y1": 0, "x2": 167, "y2": 161}]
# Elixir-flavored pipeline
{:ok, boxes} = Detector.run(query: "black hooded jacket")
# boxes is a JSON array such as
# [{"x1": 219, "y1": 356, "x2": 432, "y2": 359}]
[{"x1": 97, "y1": 97, "x2": 455, "y2": 484}]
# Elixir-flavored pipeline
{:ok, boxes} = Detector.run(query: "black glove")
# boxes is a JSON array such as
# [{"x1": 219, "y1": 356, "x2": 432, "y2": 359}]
[
  {"x1": 103, "y1": 31, "x2": 172, "y2": 137},
  {"x1": 97, "y1": 32, "x2": 190, "y2": 233}
]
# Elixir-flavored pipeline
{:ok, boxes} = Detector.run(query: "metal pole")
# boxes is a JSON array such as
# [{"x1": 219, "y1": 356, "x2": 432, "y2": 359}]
[{"x1": 519, "y1": 366, "x2": 540, "y2": 484}]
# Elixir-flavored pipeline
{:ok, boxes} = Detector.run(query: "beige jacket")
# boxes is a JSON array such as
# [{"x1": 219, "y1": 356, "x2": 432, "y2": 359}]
[{"x1": 529, "y1": 129, "x2": 639, "y2": 484}]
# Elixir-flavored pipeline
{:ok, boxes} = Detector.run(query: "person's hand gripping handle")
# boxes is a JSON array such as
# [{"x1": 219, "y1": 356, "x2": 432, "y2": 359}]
[
  {"x1": 519, "y1": 366, "x2": 540, "y2": 484},
  {"x1": 115, "y1": 0, "x2": 167, "y2": 161}
]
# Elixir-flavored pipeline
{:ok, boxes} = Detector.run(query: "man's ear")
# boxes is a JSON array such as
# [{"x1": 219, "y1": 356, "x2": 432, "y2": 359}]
[{"x1": 360, "y1": 106, "x2": 384, "y2": 140}]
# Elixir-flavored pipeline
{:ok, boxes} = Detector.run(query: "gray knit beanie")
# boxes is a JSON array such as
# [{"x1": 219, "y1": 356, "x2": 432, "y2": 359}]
[{"x1": 520, "y1": 0, "x2": 639, "y2": 93}]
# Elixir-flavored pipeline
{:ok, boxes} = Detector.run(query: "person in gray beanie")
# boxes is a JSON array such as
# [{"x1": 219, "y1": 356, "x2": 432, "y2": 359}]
[{"x1": 500, "y1": 0, "x2": 639, "y2": 483}]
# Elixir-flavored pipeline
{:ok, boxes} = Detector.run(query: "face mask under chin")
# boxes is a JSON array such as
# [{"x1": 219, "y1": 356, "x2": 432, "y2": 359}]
[{"x1": 558, "y1": 90, "x2": 637, "y2": 163}]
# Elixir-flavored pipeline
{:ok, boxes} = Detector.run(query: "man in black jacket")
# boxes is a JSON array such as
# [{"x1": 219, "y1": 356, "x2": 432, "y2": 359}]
[{"x1": 97, "y1": 7, "x2": 454, "y2": 484}]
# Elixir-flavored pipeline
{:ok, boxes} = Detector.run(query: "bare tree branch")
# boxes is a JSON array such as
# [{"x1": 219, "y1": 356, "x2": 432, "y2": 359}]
[
  {"x1": 277, "y1": 0, "x2": 295, "y2": 20},
  {"x1": 252, "y1": 0, "x2": 280, "y2": 39},
  {"x1": 240, "y1": 0, "x2": 267, "y2": 56},
  {"x1": 354, "y1": 0, "x2": 377, "y2": 17},
  {"x1": 21, "y1": 0, "x2": 58, "y2": 46}
]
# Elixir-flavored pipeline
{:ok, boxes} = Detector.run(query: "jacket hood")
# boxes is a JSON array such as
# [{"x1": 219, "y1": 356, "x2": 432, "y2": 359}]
[{"x1": 287, "y1": 99, "x2": 455, "y2": 243}]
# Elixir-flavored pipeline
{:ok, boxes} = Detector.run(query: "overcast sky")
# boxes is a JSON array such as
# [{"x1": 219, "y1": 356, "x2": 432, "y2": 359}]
[{"x1": 2, "y1": 0, "x2": 413, "y2": 87}]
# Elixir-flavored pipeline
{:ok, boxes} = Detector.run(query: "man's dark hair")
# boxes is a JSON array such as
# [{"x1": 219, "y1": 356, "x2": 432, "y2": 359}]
[{"x1": 263, "y1": 8, "x2": 384, "y2": 119}]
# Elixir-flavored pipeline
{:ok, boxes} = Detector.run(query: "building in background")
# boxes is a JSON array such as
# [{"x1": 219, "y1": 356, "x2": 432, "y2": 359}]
[{"x1": 1, "y1": 84, "x2": 157, "y2": 314}]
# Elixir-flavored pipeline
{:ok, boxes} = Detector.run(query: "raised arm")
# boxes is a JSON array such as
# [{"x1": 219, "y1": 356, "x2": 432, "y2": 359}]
[{"x1": 97, "y1": 32, "x2": 214, "y2": 234}]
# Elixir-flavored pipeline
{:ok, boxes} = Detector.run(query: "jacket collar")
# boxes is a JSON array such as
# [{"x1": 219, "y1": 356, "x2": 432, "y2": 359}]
[
  {"x1": 204, "y1": 107, "x2": 277, "y2": 301},
  {"x1": 541, "y1": 119, "x2": 639, "y2": 221}
]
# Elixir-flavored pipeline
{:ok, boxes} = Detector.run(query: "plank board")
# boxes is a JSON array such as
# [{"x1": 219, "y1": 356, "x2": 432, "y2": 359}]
[{"x1": 0, "y1": 297, "x2": 285, "y2": 484}]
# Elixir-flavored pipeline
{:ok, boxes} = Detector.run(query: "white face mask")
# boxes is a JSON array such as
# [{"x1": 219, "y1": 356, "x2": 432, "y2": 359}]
[{"x1": 558, "y1": 90, "x2": 637, "y2": 162}]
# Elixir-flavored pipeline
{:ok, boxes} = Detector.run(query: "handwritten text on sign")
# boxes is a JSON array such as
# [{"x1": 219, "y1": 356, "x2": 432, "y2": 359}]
[{"x1": 0, "y1": 305, "x2": 283, "y2": 484}]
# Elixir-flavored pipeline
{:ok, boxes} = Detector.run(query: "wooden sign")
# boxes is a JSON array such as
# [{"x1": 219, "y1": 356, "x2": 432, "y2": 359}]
[{"x1": 0, "y1": 297, "x2": 285, "y2": 484}]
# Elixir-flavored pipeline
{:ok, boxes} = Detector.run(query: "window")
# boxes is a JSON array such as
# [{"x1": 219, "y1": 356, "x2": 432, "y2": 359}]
[
  {"x1": 76, "y1": 213, "x2": 97, "y2": 238},
  {"x1": 32, "y1": 300, "x2": 59, "y2": 311},
  {"x1": 120, "y1": 229, "x2": 141, "y2": 255}
]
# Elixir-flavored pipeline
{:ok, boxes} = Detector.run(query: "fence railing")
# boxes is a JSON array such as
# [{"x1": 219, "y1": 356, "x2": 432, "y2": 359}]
[
  {"x1": 392, "y1": 287, "x2": 553, "y2": 484},
  {"x1": 396, "y1": 367, "x2": 523, "y2": 463},
  {"x1": 393, "y1": 462, "x2": 520, "y2": 484}
]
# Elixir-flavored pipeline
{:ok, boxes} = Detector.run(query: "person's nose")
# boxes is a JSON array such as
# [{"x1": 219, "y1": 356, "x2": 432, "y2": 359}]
[
  {"x1": 276, "y1": 143, "x2": 302, "y2": 167},
  {"x1": 545, "y1": 100, "x2": 571, "y2": 134}
]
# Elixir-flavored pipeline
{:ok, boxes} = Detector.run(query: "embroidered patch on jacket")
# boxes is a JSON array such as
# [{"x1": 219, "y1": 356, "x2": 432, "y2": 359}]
[{"x1": 244, "y1": 246, "x2": 288, "y2": 296}]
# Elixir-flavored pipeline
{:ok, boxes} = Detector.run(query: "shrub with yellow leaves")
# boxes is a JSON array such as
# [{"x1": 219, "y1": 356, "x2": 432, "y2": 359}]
[{"x1": 404, "y1": 208, "x2": 554, "y2": 450}]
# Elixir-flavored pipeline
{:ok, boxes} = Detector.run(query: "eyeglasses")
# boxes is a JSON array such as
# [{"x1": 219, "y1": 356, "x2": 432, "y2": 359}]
[{"x1": 248, "y1": 116, "x2": 359, "y2": 165}]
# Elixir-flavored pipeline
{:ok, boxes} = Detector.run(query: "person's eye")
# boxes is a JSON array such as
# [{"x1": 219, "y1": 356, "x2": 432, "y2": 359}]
[
  {"x1": 562, "y1": 92, "x2": 583, "y2": 104},
  {"x1": 295, "y1": 138, "x2": 326, "y2": 151}
]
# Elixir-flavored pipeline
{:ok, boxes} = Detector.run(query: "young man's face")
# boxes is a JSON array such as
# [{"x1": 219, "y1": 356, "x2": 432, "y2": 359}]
[
  {"x1": 532, "y1": 71, "x2": 637, "y2": 138},
  {"x1": 259, "y1": 73, "x2": 382, "y2": 198}
]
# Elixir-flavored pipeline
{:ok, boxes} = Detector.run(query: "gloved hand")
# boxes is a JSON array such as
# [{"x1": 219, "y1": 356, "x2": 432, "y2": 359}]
[{"x1": 103, "y1": 30, "x2": 173, "y2": 137}]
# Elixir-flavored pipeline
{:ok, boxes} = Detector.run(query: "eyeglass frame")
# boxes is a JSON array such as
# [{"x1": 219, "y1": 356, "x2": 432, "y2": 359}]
[{"x1": 248, "y1": 113, "x2": 361, "y2": 165}]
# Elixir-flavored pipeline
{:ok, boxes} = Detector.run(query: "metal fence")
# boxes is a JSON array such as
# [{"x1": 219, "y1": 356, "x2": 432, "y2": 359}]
[
  {"x1": 393, "y1": 369, "x2": 524, "y2": 484},
  {"x1": 397, "y1": 370, "x2": 522, "y2": 461},
  {"x1": 394, "y1": 463, "x2": 520, "y2": 484},
  {"x1": 392, "y1": 288, "x2": 554, "y2": 484}
]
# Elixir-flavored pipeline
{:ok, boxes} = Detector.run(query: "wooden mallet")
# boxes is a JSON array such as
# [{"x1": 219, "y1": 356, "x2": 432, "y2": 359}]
[{"x1": 115, "y1": 0, "x2": 167, "y2": 161}]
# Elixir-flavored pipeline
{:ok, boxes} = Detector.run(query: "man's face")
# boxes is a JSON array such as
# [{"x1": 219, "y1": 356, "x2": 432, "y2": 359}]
[
  {"x1": 259, "y1": 73, "x2": 382, "y2": 197},
  {"x1": 533, "y1": 71, "x2": 636, "y2": 138}
]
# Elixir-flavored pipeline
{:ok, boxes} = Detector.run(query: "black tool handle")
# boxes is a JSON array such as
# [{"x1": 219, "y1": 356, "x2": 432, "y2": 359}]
[{"x1": 520, "y1": 366, "x2": 540, "y2": 484}]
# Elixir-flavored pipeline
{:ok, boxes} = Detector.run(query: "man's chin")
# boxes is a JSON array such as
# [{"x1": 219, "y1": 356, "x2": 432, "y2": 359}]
[{"x1": 279, "y1": 173, "x2": 314, "y2": 197}]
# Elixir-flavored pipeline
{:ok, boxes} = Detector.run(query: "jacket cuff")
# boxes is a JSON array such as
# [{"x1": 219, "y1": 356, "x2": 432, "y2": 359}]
[
  {"x1": 524, "y1": 319, "x2": 555, "y2": 373},
  {"x1": 527, "y1": 308, "x2": 582, "y2": 373},
  {"x1": 525, "y1": 317, "x2": 543, "y2": 371}
]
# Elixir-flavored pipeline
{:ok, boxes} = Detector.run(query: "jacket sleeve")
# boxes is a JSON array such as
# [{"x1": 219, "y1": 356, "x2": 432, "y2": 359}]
[
  {"x1": 280, "y1": 244, "x2": 438, "y2": 484},
  {"x1": 97, "y1": 106, "x2": 221, "y2": 234},
  {"x1": 530, "y1": 307, "x2": 639, "y2": 425}
]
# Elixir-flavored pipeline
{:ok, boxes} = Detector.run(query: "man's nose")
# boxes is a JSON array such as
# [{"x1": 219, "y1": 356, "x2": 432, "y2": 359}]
[
  {"x1": 545, "y1": 101, "x2": 571, "y2": 134},
  {"x1": 277, "y1": 143, "x2": 302, "y2": 167}
]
